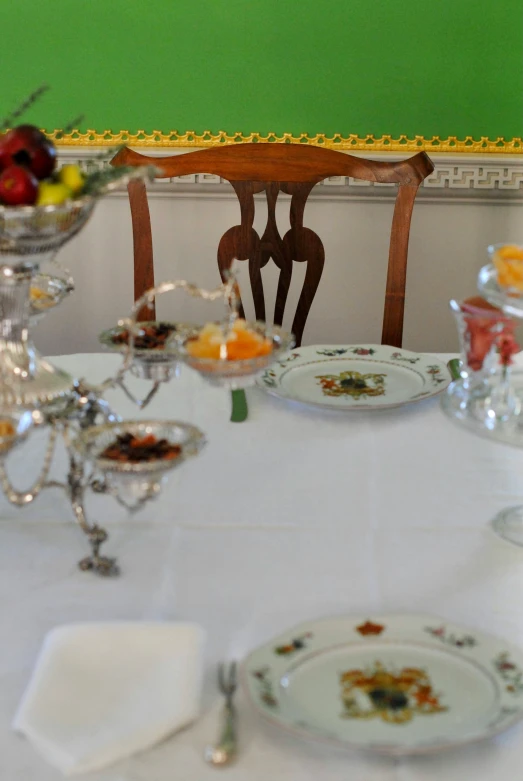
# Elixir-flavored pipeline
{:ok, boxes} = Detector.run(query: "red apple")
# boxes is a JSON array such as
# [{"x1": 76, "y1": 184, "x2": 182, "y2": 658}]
[
  {"x1": 0, "y1": 124, "x2": 56, "y2": 179},
  {"x1": 0, "y1": 164, "x2": 38, "y2": 206}
]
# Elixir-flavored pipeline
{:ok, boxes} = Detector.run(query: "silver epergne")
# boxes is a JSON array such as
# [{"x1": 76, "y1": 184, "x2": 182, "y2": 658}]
[{"x1": 0, "y1": 169, "x2": 293, "y2": 575}]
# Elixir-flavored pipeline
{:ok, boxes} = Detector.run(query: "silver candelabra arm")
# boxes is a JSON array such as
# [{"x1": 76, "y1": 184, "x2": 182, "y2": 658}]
[
  {"x1": 130, "y1": 273, "x2": 238, "y2": 320},
  {"x1": 48, "y1": 381, "x2": 121, "y2": 429},
  {"x1": 114, "y1": 378, "x2": 162, "y2": 410}
]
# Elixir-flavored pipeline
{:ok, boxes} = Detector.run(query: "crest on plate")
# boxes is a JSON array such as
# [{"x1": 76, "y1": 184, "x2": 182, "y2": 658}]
[
  {"x1": 316, "y1": 371, "x2": 386, "y2": 399},
  {"x1": 339, "y1": 662, "x2": 447, "y2": 724}
]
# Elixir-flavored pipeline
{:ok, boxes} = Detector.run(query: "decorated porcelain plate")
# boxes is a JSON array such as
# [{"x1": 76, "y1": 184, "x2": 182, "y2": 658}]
[
  {"x1": 256, "y1": 345, "x2": 450, "y2": 410},
  {"x1": 243, "y1": 614, "x2": 523, "y2": 755}
]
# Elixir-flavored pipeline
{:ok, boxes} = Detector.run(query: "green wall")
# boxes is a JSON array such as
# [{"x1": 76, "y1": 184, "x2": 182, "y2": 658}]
[{"x1": 3, "y1": 0, "x2": 522, "y2": 141}]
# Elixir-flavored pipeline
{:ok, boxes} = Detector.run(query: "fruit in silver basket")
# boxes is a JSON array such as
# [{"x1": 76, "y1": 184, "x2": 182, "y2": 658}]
[
  {"x1": 0, "y1": 124, "x2": 56, "y2": 180},
  {"x1": 36, "y1": 181, "x2": 73, "y2": 207},
  {"x1": 0, "y1": 164, "x2": 38, "y2": 206},
  {"x1": 58, "y1": 164, "x2": 85, "y2": 195}
]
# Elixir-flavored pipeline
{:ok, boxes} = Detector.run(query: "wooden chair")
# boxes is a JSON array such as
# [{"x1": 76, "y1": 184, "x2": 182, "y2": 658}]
[{"x1": 111, "y1": 144, "x2": 434, "y2": 347}]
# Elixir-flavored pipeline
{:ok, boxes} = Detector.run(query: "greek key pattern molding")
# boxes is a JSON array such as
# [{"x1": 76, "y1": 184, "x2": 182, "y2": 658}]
[{"x1": 57, "y1": 148, "x2": 523, "y2": 201}]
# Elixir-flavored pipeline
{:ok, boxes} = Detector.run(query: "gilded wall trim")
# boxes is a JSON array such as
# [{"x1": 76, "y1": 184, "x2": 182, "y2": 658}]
[{"x1": 46, "y1": 129, "x2": 523, "y2": 155}]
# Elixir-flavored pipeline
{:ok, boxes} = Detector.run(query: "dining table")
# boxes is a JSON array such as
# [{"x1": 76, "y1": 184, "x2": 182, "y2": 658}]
[{"x1": 2, "y1": 350, "x2": 523, "y2": 781}]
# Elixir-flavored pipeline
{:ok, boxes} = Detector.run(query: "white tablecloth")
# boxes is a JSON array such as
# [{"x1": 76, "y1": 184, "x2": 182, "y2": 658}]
[{"x1": 2, "y1": 353, "x2": 523, "y2": 781}]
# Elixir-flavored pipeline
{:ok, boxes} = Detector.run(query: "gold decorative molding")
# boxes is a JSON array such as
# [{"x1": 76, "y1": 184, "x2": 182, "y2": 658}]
[{"x1": 44, "y1": 129, "x2": 523, "y2": 155}]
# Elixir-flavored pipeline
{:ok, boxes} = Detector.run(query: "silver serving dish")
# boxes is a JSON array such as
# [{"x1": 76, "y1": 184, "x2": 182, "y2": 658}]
[
  {"x1": 30, "y1": 273, "x2": 73, "y2": 324},
  {"x1": 99, "y1": 322, "x2": 195, "y2": 381},
  {"x1": 179, "y1": 322, "x2": 295, "y2": 389},
  {"x1": 0, "y1": 197, "x2": 96, "y2": 258},
  {"x1": 0, "y1": 353, "x2": 73, "y2": 410},
  {"x1": 0, "y1": 410, "x2": 34, "y2": 457},
  {"x1": 72, "y1": 419, "x2": 206, "y2": 479},
  {"x1": 0, "y1": 165, "x2": 159, "y2": 261}
]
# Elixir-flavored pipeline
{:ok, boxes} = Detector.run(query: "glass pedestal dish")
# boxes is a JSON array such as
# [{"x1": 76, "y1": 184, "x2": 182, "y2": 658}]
[
  {"x1": 179, "y1": 321, "x2": 294, "y2": 389},
  {"x1": 442, "y1": 296, "x2": 520, "y2": 434},
  {"x1": 441, "y1": 370, "x2": 523, "y2": 448},
  {"x1": 442, "y1": 244, "x2": 523, "y2": 546}
]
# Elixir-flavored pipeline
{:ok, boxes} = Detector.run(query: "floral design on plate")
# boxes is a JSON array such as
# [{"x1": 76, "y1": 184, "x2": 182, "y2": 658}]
[
  {"x1": 277, "y1": 352, "x2": 301, "y2": 368},
  {"x1": 391, "y1": 351, "x2": 420, "y2": 365},
  {"x1": 316, "y1": 348, "x2": 349, "y2": 357},
  {"x1": 494, "y1": 652, "x2": 523, "y2": 694},
  {"x1": 356, "y1": 620, "x2": 385, "y2": 636},
  {"x1": 316, "y1": 370, "x2": 386, "y2": 399},
  {"x1": 426, "y1": 365, "x2": 448, "y2": 385},
  {"x1": 425, "y1": 625, "x2": 477, "y2": 648},
  {"x1": 260, "y1": 368, "x2": 277, "y2": 388},
  {"x1": 274, "y1": 632, "x2": 313, "y2": 656},
  {"x1": 251, "y1": 666, "x2": 278, "y2": 709},
  {"x1": 339, "y1": 662, "x2": 447, "y2": 724},
  {"x1": 317, "y1": 348, "x2": 377, "y2": 357}
]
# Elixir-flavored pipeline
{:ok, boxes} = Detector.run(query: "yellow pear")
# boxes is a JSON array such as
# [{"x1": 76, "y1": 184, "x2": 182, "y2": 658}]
[
  {"x1": 58, "y1": 164, "x2": 85, "y2": 195},
  {"x1": 36, "y1": 182, "x2": 73, "y2": 207}
]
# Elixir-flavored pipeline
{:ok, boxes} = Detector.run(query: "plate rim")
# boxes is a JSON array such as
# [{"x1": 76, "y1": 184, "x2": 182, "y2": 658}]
[
  {"x1": 257, "y1": 345, "x2": 450, "y2": 411},
  {"x1": 242, "y1": 612, "x2": 523, "y2": 756}
]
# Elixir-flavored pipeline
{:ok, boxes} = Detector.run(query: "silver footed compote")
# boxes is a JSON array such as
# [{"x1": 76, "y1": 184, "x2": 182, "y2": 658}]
[
  {"x1": 70, "y1": 420, "x2": 206, "y2": 574},
  {"x1": 179, "y1": 321, "x2": 295, "y2": 389},
  {"x1": 98, "y1": 321, "x2": 195, "y2": 382},
  {"x1": 73, "y1": 419, "x2": 206, "y2": 495}
]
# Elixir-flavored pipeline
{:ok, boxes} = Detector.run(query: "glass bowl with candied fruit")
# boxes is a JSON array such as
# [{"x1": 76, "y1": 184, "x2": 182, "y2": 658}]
[{"x1": 179, "y1": 319, "x2": 295, "y2": 388}]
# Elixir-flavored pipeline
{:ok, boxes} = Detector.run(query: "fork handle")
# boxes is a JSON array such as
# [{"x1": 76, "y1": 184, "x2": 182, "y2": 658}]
[
  {"x1": 216, "y1": 702, "x2": 237, "y2": 760},
  {"x1": 447, "y1": 358, "x2": 462, "y2": 381}
]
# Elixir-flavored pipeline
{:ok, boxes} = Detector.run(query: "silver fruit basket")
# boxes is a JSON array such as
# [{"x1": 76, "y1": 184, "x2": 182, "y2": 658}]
[{"x1": 0, "y1": 197, "x2": 95, "y2": 257}]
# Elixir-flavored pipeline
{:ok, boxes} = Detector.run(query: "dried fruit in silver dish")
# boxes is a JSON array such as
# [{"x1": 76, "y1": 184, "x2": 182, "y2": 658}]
[
  {"x1": 100, "y1": 433, "x2": 181, "y2": 463},
  {"x1": 111, "y1": 323, "x2": 177, "y2": 350}
]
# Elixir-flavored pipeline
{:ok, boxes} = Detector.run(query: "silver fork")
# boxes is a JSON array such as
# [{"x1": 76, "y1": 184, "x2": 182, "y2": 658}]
[{"x1": 204, "y1": 661, "x2": 238, "y2": 766}]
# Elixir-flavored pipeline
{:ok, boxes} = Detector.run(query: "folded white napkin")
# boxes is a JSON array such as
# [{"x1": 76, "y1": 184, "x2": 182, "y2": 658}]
[{"x1": 13, "y1": 621, "x2": 205, "y2": 776}]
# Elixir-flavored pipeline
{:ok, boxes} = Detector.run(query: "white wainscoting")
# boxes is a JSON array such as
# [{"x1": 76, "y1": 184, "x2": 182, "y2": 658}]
[{"x1": 34, "y1": 148, "x2": 523, "y2": 357}]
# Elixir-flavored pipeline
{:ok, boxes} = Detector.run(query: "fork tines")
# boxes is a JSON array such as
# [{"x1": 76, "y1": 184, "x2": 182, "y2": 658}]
[{"x1": 218, "y1": 661, "x2": 238, "y2": 696}]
